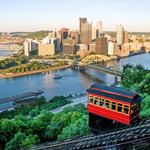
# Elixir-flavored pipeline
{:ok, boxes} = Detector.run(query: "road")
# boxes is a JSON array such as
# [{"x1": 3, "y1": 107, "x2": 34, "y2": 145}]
[{"x1": 51, "y1": 94, "x2": 88, "y2": 114}]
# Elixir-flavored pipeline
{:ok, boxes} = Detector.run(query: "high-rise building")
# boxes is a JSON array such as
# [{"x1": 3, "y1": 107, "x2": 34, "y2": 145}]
[
  {"x1": 92, "y1": 26, "x2": 96, "y2": 40},
  {"x1": 95, "y1": 37, "x2": 108, "y2": 55},
  {"x1": 116, "y1": 24, "x2": 124, "y2": 45},
  {"x1": 79, "y1": 18, "x2": 87, "y2": 32},
  {"x1": 96, "y1": 21, "x2": 103, "y2": 37},
  {"x1": 24, "y1": 39, "x2": 38, "y2": 57},
  {"x1": 70, "y1": 31, "x2": 79, "y2": 45},
  {"x1": 108, "y1": 41, "x2": 115, "y2": 55},
  {"x1": 80, "y1": 18, "x2": 92, "y2": 44},
  {"x1": 61, "y1": 28, "x2": 69, "y2": 45},
  {"x1": 124, "y1": 31, "x2": 129, "y2": 43}
]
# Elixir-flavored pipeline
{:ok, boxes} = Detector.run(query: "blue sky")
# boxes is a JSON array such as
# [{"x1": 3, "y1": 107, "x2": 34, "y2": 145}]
[{"x1": 0, "y1": 0, "x2": 150, "y2": 32}]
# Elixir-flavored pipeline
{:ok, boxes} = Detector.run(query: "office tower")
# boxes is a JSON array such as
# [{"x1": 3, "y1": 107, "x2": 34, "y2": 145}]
[
  {"x1": 79, "y1": 18, "x2": 92, "y2": 44},
  {"x1": 96, "y1": 21, "x2": 103, "y2": 37},
  {"x1": 92, "y1": 26, "x2": 96, "y2": 40},
  {"x1": 24, "y1": 39, "x2": 38, "y2": 57},
  {"x1": 124, "y1": 31, "x2": 129, "y2": 43},
  {"x1": 79, "y1": 18, "x2": 87, "y2": 32},
  {"x1": 61, "y1": 28, "x2": 69, "y2": 45},
  {"x1": 70, "y1": 31, "x2": 79, "y2": 45},
  {"x1": 108, "y1": 41, "x2": 115, "y2": 55},
  {"x1": 116, "y1": 24, "x2": 124, "y2": 45},
  {"x1": 95, "y1": 37, "x2": 108, "y2": 55}
]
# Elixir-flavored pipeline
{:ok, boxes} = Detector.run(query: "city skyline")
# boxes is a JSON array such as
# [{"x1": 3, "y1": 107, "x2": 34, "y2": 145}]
[{"x1": 0, "y1": 0, "x2": 150, "y2": 32}]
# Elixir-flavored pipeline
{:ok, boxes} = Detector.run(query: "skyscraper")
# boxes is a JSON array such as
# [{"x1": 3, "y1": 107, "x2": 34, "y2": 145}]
[
  {"x1": 61, "y1": 28, "x2": 69, "y2": 45},
  {"x1": 124, "y1": 31, "x2": 129, "y2": 43},
  {"x1": 79, "y1": 18, "x2": 87, "y2": 32},
  {"x1": 96, "y1": 21, "x2": 103, "y2": 37},
  {"x1": 24, "y1": 39, "x2": 38, "y2": 57},
  {"x1": 79, "y1": 18, "x2": 92, "y2": 44},
  {"x1": 92, "y1": 26, "x2": 96, "y2": 40},
  {"x1": 116, "y1": 24, "x2": 124, "y2": 45}
]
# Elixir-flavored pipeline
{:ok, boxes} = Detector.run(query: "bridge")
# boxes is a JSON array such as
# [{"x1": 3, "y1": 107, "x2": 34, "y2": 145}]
[{"x1": 72, "y1": 61, "x2": 123, "y2": 77}]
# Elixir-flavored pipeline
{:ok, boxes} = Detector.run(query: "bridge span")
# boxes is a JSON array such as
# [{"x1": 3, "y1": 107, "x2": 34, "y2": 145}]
[{"x1": 72, "y1": 61, "x2": 123, "y2": 77}]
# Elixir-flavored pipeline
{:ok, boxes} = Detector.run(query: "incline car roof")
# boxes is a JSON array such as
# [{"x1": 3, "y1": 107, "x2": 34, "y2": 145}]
[{"x1": 87, "y1": 84, "x2": 140, "y2": 103}]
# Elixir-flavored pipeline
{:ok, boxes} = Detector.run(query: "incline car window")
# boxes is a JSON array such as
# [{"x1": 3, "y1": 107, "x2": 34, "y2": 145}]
[
  {"x1": 105, "y1": 100, "x2": 110, "y2": 109},
  {"x1": 94, "y1": 97, "x2": 99, "y2": 105},
  {"x1": 117, "y1": 104, "x2": 122, "y2": 112},
  {"x1": 124, "y1": 105, "x2": 129, "y2": 114},
  {"x1": 89, "y1": 96, "x2": 93, "y2": 103},
  {"x1": 111, "y1": 102, "x2": 116, "y2": 110},
  {"x1": 100, "y1": 98, "x2": 104, "y2": 107}
]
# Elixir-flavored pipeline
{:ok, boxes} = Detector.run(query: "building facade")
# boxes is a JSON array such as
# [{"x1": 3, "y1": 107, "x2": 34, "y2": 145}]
[
  {"x1": 95, "y1": 37, "x2": 108, "y2": 55},
  {"x1": 38, "y1": 44, "x2": 55, "y2": 56},
  {"x1": 108, "y1": 41, "x2": 115, "y2": 55},
  {"x1": 63, "y1": 44, "x2": 77, "y2": 55},
  {"x1": 96, "y1": 20, "x2": 103, "y2": 37},
  {"x1": 79, "y1": 18, "x2": 87, "y2": 32},
  {"x1": 116, "y1": 24, "x2": 124, "y2": 45},
  {"x1": 80, "y1": 20, "x2": 92, "y2": 44},
  {"x1": 24, "y1": 39, "x2": 38, "y2": 57}
]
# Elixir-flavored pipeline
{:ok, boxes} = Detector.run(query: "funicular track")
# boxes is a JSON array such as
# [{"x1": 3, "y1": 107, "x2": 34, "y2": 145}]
[{"x1": 29, "y1": 118, "x2": 150, "y2": 150}]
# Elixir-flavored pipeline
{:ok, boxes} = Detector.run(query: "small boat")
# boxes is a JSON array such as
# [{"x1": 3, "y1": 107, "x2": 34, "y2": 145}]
[{"x1": 54, "y1": 74, "x2": 63, "y2": 79}]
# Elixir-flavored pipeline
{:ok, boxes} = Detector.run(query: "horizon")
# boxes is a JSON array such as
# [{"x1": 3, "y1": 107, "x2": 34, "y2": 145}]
[{"x1": 0, "y1": 0, "x2": 150, "y2": 32}]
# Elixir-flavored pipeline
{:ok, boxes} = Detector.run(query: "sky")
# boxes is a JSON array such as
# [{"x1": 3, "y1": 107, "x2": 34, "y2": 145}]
[{"x1": 0, "y1": 0, "x2": 150, "y2": 32}]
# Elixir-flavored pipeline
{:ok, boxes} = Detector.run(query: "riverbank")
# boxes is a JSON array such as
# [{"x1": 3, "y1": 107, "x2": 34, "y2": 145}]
[{"x1": 0, "y1": 65, "x2": 70, "y2": 79}]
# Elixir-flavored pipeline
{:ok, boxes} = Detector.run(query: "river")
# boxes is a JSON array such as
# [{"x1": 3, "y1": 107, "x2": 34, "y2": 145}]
[
  {"x1": 0, "y1": 50, "x2": 19, "y2": 57},
  {"x1": 0, "y1": 53, "x2": 150, "y2": 100}
]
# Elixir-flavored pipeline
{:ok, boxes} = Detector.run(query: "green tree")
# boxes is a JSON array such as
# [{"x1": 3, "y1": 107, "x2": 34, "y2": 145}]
[
  {"x1": 20, "y1": 134, "x2": 39, "y2": 148},
  {"x1": 139, "y1": 73, "x2": 150, "y2": 94},
  {"x1": 58, "y1": 114, "x2": 90, "y2": 140},
  {"x1": 5, "y1": 132, "x2": 26, "y2": 150},
  {"x1": 0, "y1": 119, "x2": 16, "y2": 142}
]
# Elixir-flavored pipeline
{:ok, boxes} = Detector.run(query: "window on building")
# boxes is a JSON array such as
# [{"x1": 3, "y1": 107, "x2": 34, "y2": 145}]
[
  {"x1": 105, "y1": 100, "x2": 110, "y2": 109},
  {"x1": 124, "y1": 105, "x2": 129, "y2": 114},
  {"x1": 117, "y1": 103, "x2": 123, "y2": 112},
  {"x1": 111, "y1": 102, "x2": 116, "y2": 111},
  {"x1": 89, "y1": 96, "x2": 93, "y2": 104},
  {"x1": 100, "y1": 98, "x2": 104, "y2": 107}
]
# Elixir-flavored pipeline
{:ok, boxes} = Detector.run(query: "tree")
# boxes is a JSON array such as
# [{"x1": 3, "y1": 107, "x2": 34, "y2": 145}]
[
  {"x1": 45, "y1": 112, "x2": 72, "y2": 140},
  {"x1": 20, "y1": 134, "x2": 39, "y2": 148},
  {"x1": 58, "y1": 114, "x2": 90, "y2": 140},
  {"x1": 121, "y1": 64, "x2": 146, "y2": 89},
  {"x1": 5, "y1": 132, "x2": 26, "y2": 150},
  {"x1": 0, "y1": 119, "x2": 16, "y2": 142},
  {"x1": 5, "y1": 133, "x2": 39, "y2": 150},
  {"x1": 139, "y1": 73, "x2": 150, "y2": 94}
]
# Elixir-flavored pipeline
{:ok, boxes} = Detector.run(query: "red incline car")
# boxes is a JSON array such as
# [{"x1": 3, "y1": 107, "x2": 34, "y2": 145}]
[{"x1": 87, "y1": 84, "x2": 142, "y2": 131}]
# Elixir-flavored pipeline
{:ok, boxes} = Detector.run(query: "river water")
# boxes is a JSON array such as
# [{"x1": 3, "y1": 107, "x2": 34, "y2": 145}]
[
  {"x1": 0, "y1": 53, "x2": 150, "y2": 100},
  {"x1": 0, "y1": 50, "x2": 19, "y2": 57}
]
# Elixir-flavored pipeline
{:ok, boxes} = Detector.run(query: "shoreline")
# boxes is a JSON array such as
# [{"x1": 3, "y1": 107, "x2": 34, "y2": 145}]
[{"x1": 0, "y1": 65, "x2": 70, "y2": 79}]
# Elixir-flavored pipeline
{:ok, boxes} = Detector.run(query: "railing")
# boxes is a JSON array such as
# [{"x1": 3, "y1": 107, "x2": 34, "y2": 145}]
[{"x1": 72, "y1": 61, "x2": 123, "y2": 76}]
